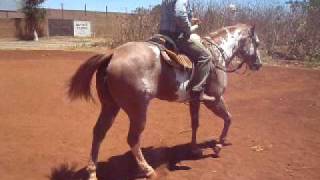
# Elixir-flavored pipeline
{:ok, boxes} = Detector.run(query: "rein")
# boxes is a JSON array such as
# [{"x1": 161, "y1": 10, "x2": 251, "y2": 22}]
[
  {"x1": 217, "y1": 60, "x2": 246, "y2": 73},
  {"x1": 203, "y1": 38, "x2": 245, "y2": 73}
]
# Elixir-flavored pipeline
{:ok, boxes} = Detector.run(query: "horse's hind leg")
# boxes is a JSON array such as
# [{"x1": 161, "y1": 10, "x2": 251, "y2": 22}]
[
  {"x1": 126, "y1": 101, "x2": 155, "y2": 178},
  {"x1": 204, "y1": 97, "x2": 232, "y2": 155},
  {"x1": 87, "y1": 103, "x2": 120, "y2": 180}
]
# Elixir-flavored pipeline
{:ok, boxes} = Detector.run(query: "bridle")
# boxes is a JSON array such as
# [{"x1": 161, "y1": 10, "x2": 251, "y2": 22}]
[{"x1": 203, "y1": 37, "x2": 246, "y2": 73}]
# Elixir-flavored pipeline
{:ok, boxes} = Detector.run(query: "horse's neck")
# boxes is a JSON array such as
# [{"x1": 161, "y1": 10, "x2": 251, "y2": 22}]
[{"x1": 214, "y1": 28, "x2": 243, "y2": 65}]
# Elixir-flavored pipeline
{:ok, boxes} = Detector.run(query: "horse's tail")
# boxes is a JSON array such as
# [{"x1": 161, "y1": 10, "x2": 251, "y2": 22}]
[{"x1": 68, "y1": 52, "x2": 113, "y2": 101}]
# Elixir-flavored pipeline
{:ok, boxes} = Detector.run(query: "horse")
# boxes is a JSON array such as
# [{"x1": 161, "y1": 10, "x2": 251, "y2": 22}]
[{"x1": 68, "y1": 23, "x2": 262, "y2": 179}]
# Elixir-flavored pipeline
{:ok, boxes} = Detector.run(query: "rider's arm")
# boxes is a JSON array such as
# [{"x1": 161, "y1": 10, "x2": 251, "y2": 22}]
[{"x1": 175, "y1": 0, "x2": 192, "y2": 36}]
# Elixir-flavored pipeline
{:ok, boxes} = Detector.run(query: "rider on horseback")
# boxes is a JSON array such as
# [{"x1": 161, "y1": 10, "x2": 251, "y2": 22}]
[{"x1": 159, "y1": 0, "x2": 215, "y2": 102}]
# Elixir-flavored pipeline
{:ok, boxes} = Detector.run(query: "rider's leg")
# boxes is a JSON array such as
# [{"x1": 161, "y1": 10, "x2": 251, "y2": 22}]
[{"x1": 177, "y1": 36, "x2": 215, "y2": 102}]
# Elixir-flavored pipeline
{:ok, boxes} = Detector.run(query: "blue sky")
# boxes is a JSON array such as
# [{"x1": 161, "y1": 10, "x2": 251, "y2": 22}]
[
  {"x1": 42, "y1": 0, "x2": 162, "y2": 12},
  {"x1": 0, "y1": 0, "x2": 288, "y2": 12},
  {"x1": 42, "y1": 0, "x2": 288, "y2": 12}
]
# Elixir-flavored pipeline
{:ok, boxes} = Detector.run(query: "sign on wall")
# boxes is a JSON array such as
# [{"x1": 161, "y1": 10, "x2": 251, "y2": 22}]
[{"x1": 74, "y1": 21, "x2": 91, "y2": 37}]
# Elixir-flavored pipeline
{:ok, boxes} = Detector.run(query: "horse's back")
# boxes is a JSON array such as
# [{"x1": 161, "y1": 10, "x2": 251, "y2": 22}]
[
  {"x1": 109, "y1": 42, "x2": 158, "y2": 65},
  {"x1": 105, "y1": 42, "x2": 162, "y2": 106}
]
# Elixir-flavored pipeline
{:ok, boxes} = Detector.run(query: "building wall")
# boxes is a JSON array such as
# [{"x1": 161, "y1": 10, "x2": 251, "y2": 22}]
[
  {"x1": 0, "y1": 10, "x2": 24, "y2": 38},
  {"x1": 0, "y1": 9, "x2": 128, "y2": 39},
  {"x1": 0, "y1": 10, "x2": 24, "y2": 18},
  {"x1": 0, "y1": 18, "x2": 26, "y2": 38},
  {"x1": 48, "y1": 19, "x2": 73, "y2": 36},
  {"x1": 45, "y1": 9, "x2": 128, "y2": 38}
]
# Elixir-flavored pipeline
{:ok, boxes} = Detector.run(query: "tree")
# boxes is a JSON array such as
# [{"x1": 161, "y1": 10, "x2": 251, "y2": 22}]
[
  {"x1": 286, "y1": 0, "x2": 320, "y2": 61},
  {"x1": 306, "y1": 0, "x2": 320, "y2": 61},
  {"x1": 309, "y1": 0, "x2": 320, "y2": 7},
  {"x1": 22, "y1": 0, "x2": 46, "y2": 40}
]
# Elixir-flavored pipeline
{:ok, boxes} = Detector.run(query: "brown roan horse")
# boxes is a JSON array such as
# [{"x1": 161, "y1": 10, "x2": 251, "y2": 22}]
[{"x1": 68, "y1": 24, "x2": 262, "y2": 179}]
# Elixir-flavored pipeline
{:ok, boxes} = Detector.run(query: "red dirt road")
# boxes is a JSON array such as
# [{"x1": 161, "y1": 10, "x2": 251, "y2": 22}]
[{"x1": 0, "y1": 50, "x2": 319, "y2": 180}]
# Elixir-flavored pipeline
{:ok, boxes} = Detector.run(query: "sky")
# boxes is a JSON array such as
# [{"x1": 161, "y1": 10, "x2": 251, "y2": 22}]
[
  {"x1": 42, "y1": 0, "x2": 162, "y2": 12},
  {"x1": 0, "y1": 0, "x2": 289, "y2": 12},
  {"x1": 0, "y1": 0, "x2": 23, "y2": 10},
  {"x1": 42, "y1": 0, "x2": 288, "y2": 12}
]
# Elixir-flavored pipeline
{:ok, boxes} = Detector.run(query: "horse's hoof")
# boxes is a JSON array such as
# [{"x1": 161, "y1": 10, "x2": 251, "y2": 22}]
[
  {"x1": 220, "y1": 139, "x2": 232, "y2": 146},
  {"x1": 213, "y1": 144, "x2": 223, "y2": 157},
  {"x1": 223, "y1": 142, "x2": 232, "y2": 146},
  {"x1": 190, "y1": 147, "x2": 203, "y2": 158},
  {"x1": 136, "y1": 166, "x2": 156, "y2": 179}
]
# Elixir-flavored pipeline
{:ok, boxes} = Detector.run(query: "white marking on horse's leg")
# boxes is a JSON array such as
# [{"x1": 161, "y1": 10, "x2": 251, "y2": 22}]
[
  {"x1": 256, "y1": 49, "x2": 262, "y2": 64},
  {"x1": 148, "y1": 45, "x2": 160, "y2": 59},
  {"x1": 87, "y1": 160, "x2": 97, "y2": 180},
  {"x1": 131, "y1": 143, "x2": 155, "y2": 176},
  {"x1": 87, "y1": 133, "x2": 100, "y2": 180}
]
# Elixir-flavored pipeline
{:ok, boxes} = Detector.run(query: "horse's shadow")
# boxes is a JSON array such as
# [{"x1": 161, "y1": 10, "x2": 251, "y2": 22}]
[{"x1": 49, "y1": 140, "x2": 219, "y2": 180}]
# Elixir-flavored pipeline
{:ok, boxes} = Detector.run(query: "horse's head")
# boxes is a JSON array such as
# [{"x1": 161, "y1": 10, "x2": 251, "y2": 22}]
[{"x1": 236, "y1": 25, "x2": 262, "y2": 71}]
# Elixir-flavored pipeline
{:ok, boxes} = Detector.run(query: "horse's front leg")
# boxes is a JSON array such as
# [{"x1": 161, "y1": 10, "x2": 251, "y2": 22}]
[
  {"x1": 204, "y1": 97, "x2": 232, "y2": 156},
  {"x1": 189, "y1": 101, "x2": 203, "y2": 157}
]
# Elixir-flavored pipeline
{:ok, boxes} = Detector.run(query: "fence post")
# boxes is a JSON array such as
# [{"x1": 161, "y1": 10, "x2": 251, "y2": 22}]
[
  {"x1": 61, "y1": 3, "x2": 64, "y2": 19},
  {"x1": 85, "y1": 3, "x2": 87, "y2": 16}
]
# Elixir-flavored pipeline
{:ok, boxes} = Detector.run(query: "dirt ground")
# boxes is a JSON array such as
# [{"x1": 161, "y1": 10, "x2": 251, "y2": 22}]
[
  {"x1": 0, "y1": 50, "x2": 319, "y2": 180},
  {"x1": 0, "y1": 37, "x2": 109, "y2": 51}
]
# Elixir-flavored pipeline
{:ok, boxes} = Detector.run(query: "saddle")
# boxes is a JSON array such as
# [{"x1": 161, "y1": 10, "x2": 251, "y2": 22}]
[{"x1": 148, "y1": 34, "x2": 193, "y2": 70}]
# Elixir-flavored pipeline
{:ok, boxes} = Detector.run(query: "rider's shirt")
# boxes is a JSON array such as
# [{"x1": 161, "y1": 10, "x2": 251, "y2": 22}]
[{"x1": 160, "y1": 0, "x2": 193, "y2": 35}]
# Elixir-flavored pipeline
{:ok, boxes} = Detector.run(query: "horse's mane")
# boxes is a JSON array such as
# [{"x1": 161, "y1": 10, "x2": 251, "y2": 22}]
[
  {"x1": 208, "y1": 28, "x2": 228, "y2": 39},
  {"x1": 208, "y1": 24, "x2": 251, "y2": 41}
]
